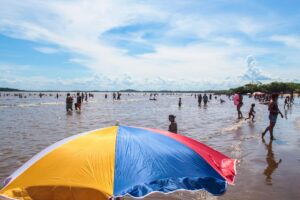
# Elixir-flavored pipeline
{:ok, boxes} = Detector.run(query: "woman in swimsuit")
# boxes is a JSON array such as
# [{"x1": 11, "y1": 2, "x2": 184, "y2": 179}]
[{"x1": 262, "y1": 94, "x2": 283, "y2": 140}]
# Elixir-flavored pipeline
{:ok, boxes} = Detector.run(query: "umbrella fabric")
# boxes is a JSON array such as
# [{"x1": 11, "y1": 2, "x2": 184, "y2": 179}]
[
  {"x1": 253, "y1": 92, "x2": 264, "y2": 95},
  {"x1": 0, "y1": 126, "x2": 236, "y2": 200}
]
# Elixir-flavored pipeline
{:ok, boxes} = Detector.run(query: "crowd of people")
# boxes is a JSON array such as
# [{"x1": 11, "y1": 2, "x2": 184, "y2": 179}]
[
  {"x1": 168, "y1": 93, "x2": 226, "y2": 134},
  {"x1": 1, "y1": 90, "x2": 297, "y2": 140},
  {"x1": 65, "y1": 92, "x2": 94, "y2": 112},
  {"x1": 232, "y1": 92, "x2": 295, "y2": 140},
  {"x1": 167, "y1": 91, "x2": 297, "y2": 140}
]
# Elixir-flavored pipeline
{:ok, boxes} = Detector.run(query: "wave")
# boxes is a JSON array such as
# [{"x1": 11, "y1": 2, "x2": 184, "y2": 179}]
[
  {"x1": 221, "y1": 119, "x2": 247, "y2": 132},
  {"x1": 0, "y1": 102, "x2": 64, "y2": 108}
]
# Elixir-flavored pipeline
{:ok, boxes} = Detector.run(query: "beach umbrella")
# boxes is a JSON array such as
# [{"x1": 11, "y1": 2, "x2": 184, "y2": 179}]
[
  {"x1": 253, "y1": 92, "x2": 264, "y2": 96},
  {"x1": 0, "y1": 126, "x2": 236, "y2": 200}
]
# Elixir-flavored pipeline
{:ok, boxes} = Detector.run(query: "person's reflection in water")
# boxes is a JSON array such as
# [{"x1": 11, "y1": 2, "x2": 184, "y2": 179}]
[{"x1": 262, "y1": 138, "x2": 282, "y2": 185}]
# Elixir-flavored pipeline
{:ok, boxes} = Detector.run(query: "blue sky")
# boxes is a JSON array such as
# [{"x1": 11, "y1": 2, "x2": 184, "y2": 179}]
[{"x1": 0, "y1": 0, "x2": 300, "y2": 90}]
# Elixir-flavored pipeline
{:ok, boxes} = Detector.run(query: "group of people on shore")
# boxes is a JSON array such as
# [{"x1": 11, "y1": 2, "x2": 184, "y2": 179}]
[
  {"x1": 233, "y1": 92, "x2": 295, "y2": 140},
  {"x1": 168, "y1": 91, "x2": 297, "y2": 140}
]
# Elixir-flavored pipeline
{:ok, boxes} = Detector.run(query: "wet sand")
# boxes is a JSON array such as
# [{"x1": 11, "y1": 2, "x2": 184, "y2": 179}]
[{"x1": 0, "y1": 93, "x2": 299, "y2": 199}]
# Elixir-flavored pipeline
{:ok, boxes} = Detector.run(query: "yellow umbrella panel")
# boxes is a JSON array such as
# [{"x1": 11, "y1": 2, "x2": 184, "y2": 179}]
[{"x1": 0, "y1": 126, "x2": 118, "y2": 200}]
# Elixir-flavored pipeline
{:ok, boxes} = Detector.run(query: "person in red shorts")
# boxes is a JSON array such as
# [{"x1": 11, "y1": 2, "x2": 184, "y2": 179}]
[{"x1": 75, "y1": 92, "x2": 82, "y2": 111}]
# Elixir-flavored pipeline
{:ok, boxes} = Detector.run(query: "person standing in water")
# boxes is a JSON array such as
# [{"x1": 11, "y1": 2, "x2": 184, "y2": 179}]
[
  {"x1": 75, "y1": 92, "x2": 82, "y2": 111},
  {"x1": 284, "y1": 96, "x2": 290, "y2": 109},
  {"x1": 81, "y1": 92, "x2": 84, "y2": 103},
  {"x1": 237, "y1": 92, "x2": 243, "y2": 119},
  {"x1": 290, "y1": 91, "x2": 294, "y2": 104},
  {"x1": 117, "y1": 92, "x2": 121, "y2": 100},
  {"x1": 198, "y1": 94, "x2": 202, "y2": 106},
  {"x1": 178, "y1": 97, "x2": 182, "y2": 107},
  {"x1": 262, "y1": 94, "x2": 284, "y2": 140},
  {"x1": 168, "y1": 115, "x2": 177, "y2": 134},
  {"x1": 85, "y1": 92, "x2": 88, "y2": 102},
  {"x1": 66, "y1": 93, "x2": 73, "y2": 112},
  {"x1": 203, "y1": 94, "x2": 208, "y2": 106}
]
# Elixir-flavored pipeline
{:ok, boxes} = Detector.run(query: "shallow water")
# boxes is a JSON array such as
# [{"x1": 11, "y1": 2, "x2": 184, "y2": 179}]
[{"x1": 0, "y1": 92, "x2": 299, "y2": 199}]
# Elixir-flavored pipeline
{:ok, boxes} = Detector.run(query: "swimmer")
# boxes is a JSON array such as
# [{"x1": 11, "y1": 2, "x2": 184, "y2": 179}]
[{"x1": 168, "y1": 115, "x2": 177, "y2": 134}]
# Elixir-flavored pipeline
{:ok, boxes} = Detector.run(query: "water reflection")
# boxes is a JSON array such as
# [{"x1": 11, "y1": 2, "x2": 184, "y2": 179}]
[
  {"x1": 284, "y1": 108, "x2": 288, "y2": 119},
  {"x1": 262, "y1": 138, "x2": 282, "y2": 185}
]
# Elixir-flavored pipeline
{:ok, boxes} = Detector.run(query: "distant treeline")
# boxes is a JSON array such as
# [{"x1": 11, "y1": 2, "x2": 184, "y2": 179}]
[
  {"x1": 0, "y1": 87, "x2": 22, "y2": 92},
  {"x1": 1, "y1": 82, "x2": 299, "y2": 94},
  {"x1": 230, "y1": 82, "x2": 300, "y2": 94}
]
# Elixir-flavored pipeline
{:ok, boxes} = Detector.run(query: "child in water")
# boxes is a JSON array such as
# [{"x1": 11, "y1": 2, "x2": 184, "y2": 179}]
[
  {"x1": 245, "y1": 103, "x2": 256, "y2": 122},
  {"x1": 168, "y1": 115, "x2": 177, "y2": 134}
]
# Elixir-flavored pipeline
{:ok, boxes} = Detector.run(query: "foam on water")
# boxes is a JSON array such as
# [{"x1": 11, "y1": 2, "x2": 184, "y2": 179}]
[
  {"x1": 221, "y1": 120, "x2": 247, "y2": 132},
  {"x1": 124, "y1": 189, "x2": 217, "y2": 200},
  {"x1": 0, "y1": 102, "x2": 64, "y2": 108}
]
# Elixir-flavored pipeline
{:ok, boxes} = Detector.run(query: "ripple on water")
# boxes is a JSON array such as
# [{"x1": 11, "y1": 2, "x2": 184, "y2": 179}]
[{"x1": 296, "y1": 117, "x2": 300, "y2": 130}]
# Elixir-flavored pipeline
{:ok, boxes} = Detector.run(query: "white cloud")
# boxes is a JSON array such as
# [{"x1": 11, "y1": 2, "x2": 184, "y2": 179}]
[
  {"x1": 0, "y1": 58, "x2": 273, "y2": 91},
  {"x1": 34, "y1": 47, "x2": 59, "y2": 54},
  {"x1": 239, "y1": 55, "x2": 272, "y2": 82},
  {"x1": 0, "y1": 0, "x2": 298, "y2": 89},
  {"x1": 270, "y1": 35, "x2": 300, "y2": 49},
  {"x1": 0, "y1": 73, "x2": 237, "y2": 91}
]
